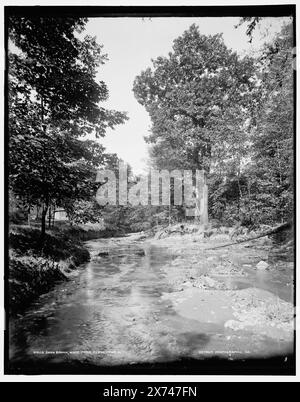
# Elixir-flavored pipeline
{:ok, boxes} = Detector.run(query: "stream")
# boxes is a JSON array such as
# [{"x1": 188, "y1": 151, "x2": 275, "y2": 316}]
[{"x1": 9, "y1": 233, "x2": 294, "y2": 372}]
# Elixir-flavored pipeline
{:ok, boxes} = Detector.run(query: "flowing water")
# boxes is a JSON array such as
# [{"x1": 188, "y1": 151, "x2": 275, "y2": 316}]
[{"x1": 9, "y1": 233, "x2": 294, "y2": 372}]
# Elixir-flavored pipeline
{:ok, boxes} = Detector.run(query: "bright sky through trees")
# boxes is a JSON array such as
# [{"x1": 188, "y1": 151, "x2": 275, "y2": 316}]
[{"x1": 86, "y1": 16, "x2": 290, "y2": 173}]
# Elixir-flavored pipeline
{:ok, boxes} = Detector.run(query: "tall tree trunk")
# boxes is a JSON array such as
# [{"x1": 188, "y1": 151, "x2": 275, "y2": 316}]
[
  {"x1": 41, "y1": 95, "x2": 47, "y2": 239},
  {"x1": 27, "y1": 206, "x2": 31, "y2": 227},
  {"x1": 41, "y1": 206, "x2": 48, "y2": 240},
  {"x1": 237, "y1": 163, "x2": 243, "y2": 217},
  {"x1": 48, "y1": 205, "x2": 52, "y2": 229},
  {"x1": 52, "y1": 209, "x2": 55, "y2": 228}
]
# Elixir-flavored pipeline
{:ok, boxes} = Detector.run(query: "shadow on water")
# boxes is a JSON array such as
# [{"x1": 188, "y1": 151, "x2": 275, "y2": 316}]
[
  {"x1": 7, "y1": 354, "x2": 295, "y2": 375},
  {"x1": 7, "y1": 234, "x2": 295, "y2": 375}
]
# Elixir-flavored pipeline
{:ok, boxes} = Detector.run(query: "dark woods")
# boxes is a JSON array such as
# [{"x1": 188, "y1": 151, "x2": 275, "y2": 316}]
[{"x1": 8, "y1": 15, "x2": 294, "y2": 236}]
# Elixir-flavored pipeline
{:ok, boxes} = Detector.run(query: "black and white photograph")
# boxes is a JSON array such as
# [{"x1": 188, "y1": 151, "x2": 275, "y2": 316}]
[{"x1": 3, "y1": 3, "x2": 296, "y2": 379}]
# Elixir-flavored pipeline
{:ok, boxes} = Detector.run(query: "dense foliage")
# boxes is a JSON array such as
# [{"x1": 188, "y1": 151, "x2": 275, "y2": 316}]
[
  {"x1": 9, "y1": 17, "x2": 294, "y2": 234},
  {"x1": 133, "y1": 22, "x2": 294, "y2": 227},
  {"x1": 8, "y1": 16, "x2": 127, "y2": 236}
]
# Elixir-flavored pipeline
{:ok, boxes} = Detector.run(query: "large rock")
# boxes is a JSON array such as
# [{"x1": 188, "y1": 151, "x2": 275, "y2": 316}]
[{"x1": 256, "y1": 260, "x2": 269, "y2": 270}]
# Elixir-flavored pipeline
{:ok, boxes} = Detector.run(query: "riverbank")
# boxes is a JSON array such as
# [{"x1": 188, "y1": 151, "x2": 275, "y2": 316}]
[
  {"x1": 149, "y1": 224, "x2": 295, "y2": 348},
  {"x1": 8, "y1": 224, "x2": 295, "y2": 374},
  {"x1": 8, "y1": 223, "x2": 121, "y2": 314}
]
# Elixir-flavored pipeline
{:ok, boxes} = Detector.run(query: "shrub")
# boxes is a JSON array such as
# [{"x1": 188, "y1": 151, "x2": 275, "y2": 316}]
[{"x1": 9, "y1": 253, "x2": 66, "y2": 313}]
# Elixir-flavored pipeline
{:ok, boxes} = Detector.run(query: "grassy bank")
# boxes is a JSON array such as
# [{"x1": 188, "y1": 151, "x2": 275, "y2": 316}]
[
  {"x1": 9, "y1": 252, "x2": 67, "y2": 314},
  {"x1": 8, "y1": 223, "x2": 115, "y2": 314}
]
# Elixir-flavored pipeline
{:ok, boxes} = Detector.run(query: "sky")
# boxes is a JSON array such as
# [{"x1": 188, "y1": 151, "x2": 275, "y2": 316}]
[{"x1": 86, "y1": 17, "x2": 290, "y2": 174}]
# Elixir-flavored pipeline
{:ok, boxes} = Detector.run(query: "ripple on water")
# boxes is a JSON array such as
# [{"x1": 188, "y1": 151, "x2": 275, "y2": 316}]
[{"x1": 9, "y1": 235, "x2": 294, "y2": 369}]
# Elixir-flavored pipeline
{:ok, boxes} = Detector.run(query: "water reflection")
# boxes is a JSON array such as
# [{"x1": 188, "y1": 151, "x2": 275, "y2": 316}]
[{"x1": 9, "y1": 235, "x2": 294, "y2": 370}]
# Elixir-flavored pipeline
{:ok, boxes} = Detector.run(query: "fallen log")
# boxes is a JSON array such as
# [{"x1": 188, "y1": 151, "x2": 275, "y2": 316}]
[{"x1": 205, "y1": 221, "x2": 292, "y2": 250}]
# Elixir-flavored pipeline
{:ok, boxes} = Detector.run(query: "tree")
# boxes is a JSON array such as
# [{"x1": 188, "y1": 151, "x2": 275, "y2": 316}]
[
  {"x1": 8, "y1": 16, "x2": 128, "y2": 236},
  {"x1": 133, "y1": 25, "x2": 255, "y2": 173},
  {"x1": 209, "y1": 21, "x2": 294, "y2": 226},
  {"x1": 133, "y1": 24, "x2": 255, "y2": 221},
  {"x1": 8, "y1": 17, "x2": 126, "y2": 136},
  {"x1": 133, "y1": 22, "x2": 294, "y2": 227},
  {"x1": 246, "y1": 22, "x2": 294, "y2": 224}
]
